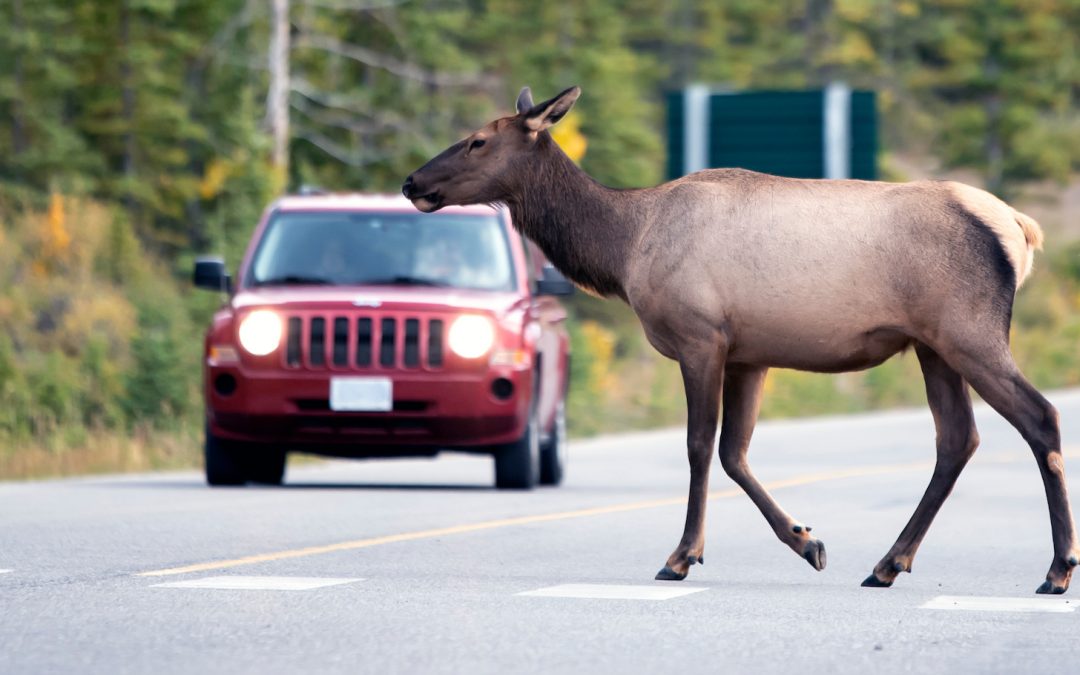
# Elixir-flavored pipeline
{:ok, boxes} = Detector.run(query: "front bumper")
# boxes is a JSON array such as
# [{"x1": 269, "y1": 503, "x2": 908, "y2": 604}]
[{"x1": 206, "y1": 363, "x2": 531, "y2": 455}]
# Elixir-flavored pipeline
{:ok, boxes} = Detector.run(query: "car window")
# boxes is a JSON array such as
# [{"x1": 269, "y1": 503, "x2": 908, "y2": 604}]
[{"x1": 247, "y1": 211, "x2": 516, "y2": 292}]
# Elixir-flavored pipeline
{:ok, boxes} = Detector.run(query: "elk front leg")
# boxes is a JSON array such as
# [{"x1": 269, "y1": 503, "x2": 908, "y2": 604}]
[
  {"x1": 718, "y1": 366, "x2": 826, "y2": 570},
  {"x1": 656, "y1": 341, "x2": 726, "y2": 581}
]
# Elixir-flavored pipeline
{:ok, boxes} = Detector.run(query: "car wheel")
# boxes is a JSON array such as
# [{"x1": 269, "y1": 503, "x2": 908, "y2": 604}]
[
  {"x1": 204, "y1": 423, "x2": 247, "y2": 487},
  {"x1": 247, "y1": 448, "x2": 287, "y2": 486},
  {"x1": 539, "y1": 400, "x2": 567, "y2": 486},
  {"x1": 494, "y1": 406, "x2": 539, "y2": 490}
]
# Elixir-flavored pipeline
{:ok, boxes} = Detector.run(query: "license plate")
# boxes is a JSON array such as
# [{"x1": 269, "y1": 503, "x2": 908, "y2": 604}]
[{"x1": 329, "y1": 377, "x2": 393, "y2": 412}]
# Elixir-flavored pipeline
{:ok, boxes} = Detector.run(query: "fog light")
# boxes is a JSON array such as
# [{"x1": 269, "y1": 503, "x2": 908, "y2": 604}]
[
  {"x1": 491, "y1": 377, "x2": 514, "y2": 401},
  {"x1": 214, "y1": 373, "x2": 237, "y2": 396}
]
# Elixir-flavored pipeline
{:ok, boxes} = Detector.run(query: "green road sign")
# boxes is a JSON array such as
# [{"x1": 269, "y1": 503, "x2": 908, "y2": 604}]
[{"x1": 667, "y1": 84, "x2": 877, "y2": 181}]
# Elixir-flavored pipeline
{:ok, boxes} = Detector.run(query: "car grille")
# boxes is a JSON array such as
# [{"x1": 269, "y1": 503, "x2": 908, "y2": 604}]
[{"x1": 282, "y1": 314, "x2": 445, "y2": 370}]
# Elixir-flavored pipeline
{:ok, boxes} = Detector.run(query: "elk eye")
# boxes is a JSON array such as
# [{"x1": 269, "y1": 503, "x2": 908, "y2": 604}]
[{"x1": 469, "y1": 139, "x2": 486, "y2": 150}]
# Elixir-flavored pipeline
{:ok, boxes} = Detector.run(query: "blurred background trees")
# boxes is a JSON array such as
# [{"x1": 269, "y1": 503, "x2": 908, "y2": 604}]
[
  {"x1": 2, "y1": 0, "x2": 1080, "y2": 475},
  {"x1": 4, "y1": 0, "x2": 1080, "y2": 243}
]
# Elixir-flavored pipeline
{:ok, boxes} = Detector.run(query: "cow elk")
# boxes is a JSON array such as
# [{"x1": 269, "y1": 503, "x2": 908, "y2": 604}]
[{"x1": 404, "y1": 86, "x2": 1079, "y2": 594}]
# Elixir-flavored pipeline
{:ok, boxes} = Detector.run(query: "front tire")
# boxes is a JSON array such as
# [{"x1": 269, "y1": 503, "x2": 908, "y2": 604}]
[
  {"x1": 539, "y1": 400, "x2": 567, "y2": 486},
  {"x1": 205, "y1": 423, "x2": 286, "y2": 486},
  {"x1": 205, "y1": 424, "x2": 247, "y2": 486},
  {"x1": 494, "y1": 407, "x2": 539, "y2": 490},
  {"x1": 247, "y1": 448, "x2": 286, "y2": 486}
]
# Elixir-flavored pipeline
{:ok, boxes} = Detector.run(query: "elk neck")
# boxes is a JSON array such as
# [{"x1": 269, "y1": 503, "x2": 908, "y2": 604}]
[{"x1": 501, "y1": 134, "x2": 646, "y2": 301}]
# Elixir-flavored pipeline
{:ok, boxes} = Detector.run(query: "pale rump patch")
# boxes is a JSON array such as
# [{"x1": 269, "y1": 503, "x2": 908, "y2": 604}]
[{"x1": 948, "y1": 182, "x2": 1043, "y2": 285}]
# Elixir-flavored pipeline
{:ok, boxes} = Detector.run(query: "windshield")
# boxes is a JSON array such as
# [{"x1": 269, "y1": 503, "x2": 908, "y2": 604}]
[{"x1": 247, "y1": 210, "x2": 516, "y2": 292}]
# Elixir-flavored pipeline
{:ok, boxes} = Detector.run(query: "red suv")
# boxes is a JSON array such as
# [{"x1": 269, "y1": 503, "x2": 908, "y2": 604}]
[{"x1": 193, "y1": 194, "x2": 572, "y2": 489}]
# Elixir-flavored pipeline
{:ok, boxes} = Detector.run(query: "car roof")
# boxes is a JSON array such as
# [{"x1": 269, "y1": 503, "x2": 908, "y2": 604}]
[{"x1": 272, "y1": 193, "x2": 501, "y2": 216}]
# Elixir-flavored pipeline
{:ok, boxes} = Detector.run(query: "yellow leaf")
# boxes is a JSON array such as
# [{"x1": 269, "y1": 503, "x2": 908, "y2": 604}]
[
  {"x1": 835, "y1": 0, "x2": 874, "y2": 23},
  {"x1": 551, "y1": 111, "x2": 588, "y2": 164},
  {"x1": 897, "y1": 1, "x2": 919, "y2": 17},
  {"x1": 46, "y1": 192, "x2": 71, "y2": 256},
  {"x1": 199, "y1": 158, "x2": 231, "y2": 200}
]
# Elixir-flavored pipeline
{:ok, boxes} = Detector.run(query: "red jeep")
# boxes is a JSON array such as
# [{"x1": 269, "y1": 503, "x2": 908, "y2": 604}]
[{"x1": 193, "y1": 194, "x2": 572, "y2": 489}]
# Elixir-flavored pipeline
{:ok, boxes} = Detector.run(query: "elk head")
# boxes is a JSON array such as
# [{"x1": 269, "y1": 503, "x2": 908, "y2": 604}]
[{"x1": 402, "y1": 86, "x2": 580, "y2": 212}]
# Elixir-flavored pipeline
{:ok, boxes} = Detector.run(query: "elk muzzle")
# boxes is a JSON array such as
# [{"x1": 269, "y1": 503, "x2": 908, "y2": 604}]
[{"x1": 402, "y1": 173, "x2": 442, "y2": 213}]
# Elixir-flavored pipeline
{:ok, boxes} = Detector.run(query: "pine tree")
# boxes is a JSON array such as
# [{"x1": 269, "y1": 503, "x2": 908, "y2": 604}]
[
  {"x1": 895, "y1": 0, "x2": 1080, "y2": 195},
  {"x1": 0, "y1": 0, "x2": 97, "y2": 199}
]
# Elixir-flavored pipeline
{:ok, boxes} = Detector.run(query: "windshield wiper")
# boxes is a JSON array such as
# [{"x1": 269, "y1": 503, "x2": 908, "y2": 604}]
[
  {"x1": 255, "y1": 275, "x2": 334, "y2": 286},
  {"x1": 362, "y1": 275, "x2": 452, "y2": 287}
]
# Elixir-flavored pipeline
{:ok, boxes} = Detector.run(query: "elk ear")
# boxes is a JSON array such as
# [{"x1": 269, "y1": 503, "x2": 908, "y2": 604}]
[
  {"x1": 516, "y1": 87, "x2": 534, "y2": 115},
  {"x1": 523, "y1": 86, "x2": 581, "y2": 132}
]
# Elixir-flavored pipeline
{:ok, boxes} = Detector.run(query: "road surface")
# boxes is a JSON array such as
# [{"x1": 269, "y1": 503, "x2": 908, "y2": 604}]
[{"x1": 3, "y1": 391, "x2": 1080, "y2": 674}]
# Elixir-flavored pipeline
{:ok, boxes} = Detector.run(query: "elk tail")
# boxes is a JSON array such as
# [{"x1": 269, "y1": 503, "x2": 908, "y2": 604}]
[
  {"x1": 1012, "y1": 209, "x2": 1044, "y2": 286},
  {"x1": 1014, "y1": 210, "x2": 1044, "y2": 251}
]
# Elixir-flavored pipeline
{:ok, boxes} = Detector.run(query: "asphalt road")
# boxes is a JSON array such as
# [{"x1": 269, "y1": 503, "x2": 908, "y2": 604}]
[{"x1": 4, "y1": 391, "x2": 1080, "y2": 675}]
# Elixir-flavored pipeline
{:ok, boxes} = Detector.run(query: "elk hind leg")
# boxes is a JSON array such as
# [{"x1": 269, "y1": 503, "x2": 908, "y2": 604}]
[
  {"x1": 719, "y1": 366, "x2": 826, "y2": 571},
  {"x1": 942, "y1": 339, "x2": 1080, "y2": 594},
  {"x1": 862, "y1": 343, "x2": 978, "y2": 588}
]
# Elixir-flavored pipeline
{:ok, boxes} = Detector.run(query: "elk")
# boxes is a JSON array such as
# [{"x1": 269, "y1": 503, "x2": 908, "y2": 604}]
[{"x1": 403, "y1": 86, "x2": 1079, "y2": 594}]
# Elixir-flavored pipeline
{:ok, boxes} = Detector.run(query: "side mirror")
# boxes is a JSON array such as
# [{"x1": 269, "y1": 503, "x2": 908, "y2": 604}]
[
  {"x1": 536, "y1": 266, "x2": 574, "y2": 297},
  {"x1": 193, "y1": 256, "x2": 232, "y2": 293}
]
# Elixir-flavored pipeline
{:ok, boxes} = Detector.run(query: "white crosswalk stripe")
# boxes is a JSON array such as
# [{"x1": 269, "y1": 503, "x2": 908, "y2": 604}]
[
  {"x1": 517, "y1": 583, "x2": 708, "y2": 600},
  {"x1": 920, "y1": 595, "x2": 1074, "y2": 613}
]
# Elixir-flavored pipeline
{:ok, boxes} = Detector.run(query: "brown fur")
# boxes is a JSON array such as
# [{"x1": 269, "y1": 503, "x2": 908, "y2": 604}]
[{"x1": 404, "y1": 86, "x2": 1079, "y2": 593}]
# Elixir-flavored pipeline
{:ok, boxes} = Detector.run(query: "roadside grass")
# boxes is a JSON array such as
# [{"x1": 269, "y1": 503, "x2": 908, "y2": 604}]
[{"x1": 0, "y1": 425, "x2": 201, "y2": 481}]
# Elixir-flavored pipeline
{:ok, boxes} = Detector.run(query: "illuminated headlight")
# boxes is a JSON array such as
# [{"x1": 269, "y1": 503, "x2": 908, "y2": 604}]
[
  {"x1": 448, "y1": 315, "x2": 496, "y2": 359},
  {"x1": 237, "y1": 310, "x2": 282, "y2": 356}
]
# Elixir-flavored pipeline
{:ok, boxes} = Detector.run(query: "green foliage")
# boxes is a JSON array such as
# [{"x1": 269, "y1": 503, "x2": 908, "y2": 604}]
[
  {"x1": 0, "y1": 199, "x2": 205, "y2": 470},
  {"x1": 880, "y1": 0, "x2": 1080, "y2": 195},
  {"x1": 3, "y1": 1, "x2": 1080, "y2": 474},
  {"x1": 0, "y1": 334, "x2": 34, "y2": 436},
  {"x1": 0, "y1": 0, "x2": 276, "y2": 257},
  {"x1": 123, "y1": 295, "x2": 194, "y2": 427},
  {"x1": 4, "y1": 0, "x2": 1080, "y2": 222}
]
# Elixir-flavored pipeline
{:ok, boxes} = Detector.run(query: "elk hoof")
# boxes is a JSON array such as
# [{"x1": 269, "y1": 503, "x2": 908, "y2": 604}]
[
  {"x1": 1036, "y1": 579, "x2": 1067, "y2": 595},
  {"x1": 801, "y1": 539, "x2": 827, "y2": 571},
  {"x1": 892, "y1": 561, "x2": 907, "y2": 573},
  {"x1": 1068, "y1": 556, "x2": 1078, "y2": 568},
  {"x1": 687, "y1": 555, "x2": 698, "y2": 565},
  {"x1": 655, "y1": 565, "x2": 688, "y2": 581},
  {"x1": 861, "y1": 573, "x2": 893, "y2": 588}
]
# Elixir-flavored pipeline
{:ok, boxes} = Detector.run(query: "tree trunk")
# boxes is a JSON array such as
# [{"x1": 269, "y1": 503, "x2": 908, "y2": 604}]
[
  {"x1": 11, "y1": 0, "x2": 26, "y2": 156},
  {"x1": 983, "y1": 42, "x2": 1005, "y2": 197},
  {"x1": 985, "y1": 95, "x2": 1004, "y2": 197},
  {"x1": 804, "y1": 0, "x2": 834, "y2": 86},
  {"x1": 121, "y1": 0, "x2": 137, "y2": 213},
  {"x1": 266, "y1": 0, "x2": 291, "y2": 173}
]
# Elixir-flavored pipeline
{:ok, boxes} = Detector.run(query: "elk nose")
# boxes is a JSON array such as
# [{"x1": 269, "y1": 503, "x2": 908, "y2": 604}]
[{"x1": 402, "y1": 175, "x2": 416, "y2": 198}]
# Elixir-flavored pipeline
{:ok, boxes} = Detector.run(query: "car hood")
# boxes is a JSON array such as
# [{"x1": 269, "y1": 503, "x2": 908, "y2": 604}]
[{"x1": 230, "y1": 286, "x2": 525, "y2": 316}]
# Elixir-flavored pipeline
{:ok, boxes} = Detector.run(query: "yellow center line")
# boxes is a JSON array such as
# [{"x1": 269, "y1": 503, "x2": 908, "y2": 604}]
[{"x1": 137, "y1": 458, "x2": 941, "y2": 578}]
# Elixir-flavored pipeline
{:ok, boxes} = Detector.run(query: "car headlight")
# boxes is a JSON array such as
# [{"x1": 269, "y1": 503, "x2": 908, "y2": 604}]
[
  {"x1": 448, "y1": 315, "x2": 496, "y2": 359},
  {"x1": 237, "y1": 310, "x2": 282, "y2": 356}
]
